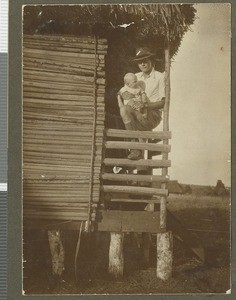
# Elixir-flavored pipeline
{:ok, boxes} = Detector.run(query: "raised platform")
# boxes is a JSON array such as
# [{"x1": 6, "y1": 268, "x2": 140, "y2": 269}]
[{"x1": 96, "y1": 210, "x2": 161, "y2": 233}]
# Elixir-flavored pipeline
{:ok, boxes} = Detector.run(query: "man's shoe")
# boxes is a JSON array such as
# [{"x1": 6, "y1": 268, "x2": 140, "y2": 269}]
[{"x1": 128, "y1": 149, "x2": 142, "y2": 160}]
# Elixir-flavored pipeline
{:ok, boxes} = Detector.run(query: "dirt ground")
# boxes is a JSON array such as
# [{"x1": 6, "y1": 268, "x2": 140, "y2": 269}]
[{"x1": 23, "y1": 195, "x2": 231, "y2": 295}]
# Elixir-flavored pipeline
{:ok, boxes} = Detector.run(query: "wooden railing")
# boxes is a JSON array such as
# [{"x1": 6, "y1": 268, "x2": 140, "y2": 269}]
[{"x1": 100, "y1": 128, "x2": 171, "y2": 230}]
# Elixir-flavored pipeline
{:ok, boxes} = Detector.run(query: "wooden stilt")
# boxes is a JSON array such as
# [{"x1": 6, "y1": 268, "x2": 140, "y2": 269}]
[
  {"x1": 156, "y1": 231, "x2": 173, "y2": 280},
  {"x1": 108, "y1": 232, "x2": 124, "y2": 277},
  {"x1": 48, "y1": 230, "x2": 65, "y2": 277}
]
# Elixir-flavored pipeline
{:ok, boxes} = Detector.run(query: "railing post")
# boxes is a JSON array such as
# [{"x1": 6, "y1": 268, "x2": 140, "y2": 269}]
[
  {"x1": 160, "y1": 41, "x2": 171, "y2": 230},
  {"x1": 156, "y1": 39, "x2": 173, "y2": 281}
]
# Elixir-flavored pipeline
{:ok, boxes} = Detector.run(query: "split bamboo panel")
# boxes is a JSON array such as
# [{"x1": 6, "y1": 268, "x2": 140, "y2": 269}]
[{"x1": 23, "y1": 34, "x2": 107, "y2": 222}]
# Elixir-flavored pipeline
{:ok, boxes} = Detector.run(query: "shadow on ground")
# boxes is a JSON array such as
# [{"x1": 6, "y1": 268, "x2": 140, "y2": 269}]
[{"x1": 23, "y1": 197, "x2": 231, "y2": 295}]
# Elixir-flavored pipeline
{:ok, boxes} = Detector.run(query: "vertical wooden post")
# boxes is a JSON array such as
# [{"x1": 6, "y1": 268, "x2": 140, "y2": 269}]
[
  {"x1": 156, "y1": 231, "x2": 173, "y2": 280},
  {"x1": 48, "y1": 230, "x2": 65, "y2": 278},
  {"x1": 141, "y1": 151, "x2": 154, "y2": 269},
  {"x1": 160, "y1": 42, "x2": 171, "y2": 230},
  {"x1": 156, "y1": 40, "x2": 173, "y2": 280},
  {"x1": 109, "y1": 232, "x2": 124, "y2": 277}
]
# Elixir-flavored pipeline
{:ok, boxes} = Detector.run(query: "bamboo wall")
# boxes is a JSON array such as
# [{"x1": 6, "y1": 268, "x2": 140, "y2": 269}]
[{"x1": 23, "y1": 34, "x2": 107, "y2": 222}]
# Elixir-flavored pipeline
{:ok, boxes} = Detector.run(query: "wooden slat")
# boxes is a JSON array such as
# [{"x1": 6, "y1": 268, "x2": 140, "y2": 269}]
[
  {"x1": 110, "y1": 198, "x2": 160, "y2": 204},
  {"x1": 106, "y1": 129, "x2": 171, "y2": 139},
  {"x1": 105, "y1": 141, "x2": 171, "y2": 152},
  {"x1": 103, "y1": 158, "x2": 171, "y2": 168},
  {"x1": 102, "y1": 173, "x2": 169, "y2": 183},
  {"x1": 102, "y1": 185, "x2": 168, "y2": 196}
]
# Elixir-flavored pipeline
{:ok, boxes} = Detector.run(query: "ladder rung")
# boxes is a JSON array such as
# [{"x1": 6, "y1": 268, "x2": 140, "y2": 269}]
[
  {"x1": 110, "y1": 198, "x2": 160, "y2": 203},
  {"x1": 103, "y1": 158, "x2": 171, "y2": 168},
  {"x1": 102, "y1": 185, "x2": 168, "y2": 196},
  {"x1": 106, "y1": 129, "x2": 171, "y2": 140},
  {"x1": 105, "y1": 141, "x2": 171, "y2": 152},
  {"x1": 102, "y1": 173, "x2": 169, "y2": 182}
]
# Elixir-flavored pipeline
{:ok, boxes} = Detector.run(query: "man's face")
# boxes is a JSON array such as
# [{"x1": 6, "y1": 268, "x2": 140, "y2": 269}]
[{"x1": 138, "y1": 59, "x2": 153, "y2": 74}]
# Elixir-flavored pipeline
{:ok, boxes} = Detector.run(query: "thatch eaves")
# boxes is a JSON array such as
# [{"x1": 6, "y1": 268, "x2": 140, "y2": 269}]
[{"x1": 23, "y1": 4, "x2": 196, "y2": 56}]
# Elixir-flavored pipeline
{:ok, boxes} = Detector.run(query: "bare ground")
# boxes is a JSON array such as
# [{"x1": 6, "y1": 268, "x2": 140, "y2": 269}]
[{"x1": 23, "y1": 195, "x2": 231, "y2": 295}]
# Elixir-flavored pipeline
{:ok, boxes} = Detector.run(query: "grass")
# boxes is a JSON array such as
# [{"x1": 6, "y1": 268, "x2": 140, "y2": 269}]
[{"x1": 167, "y1": 194, "x2": 230, "y2": 211}]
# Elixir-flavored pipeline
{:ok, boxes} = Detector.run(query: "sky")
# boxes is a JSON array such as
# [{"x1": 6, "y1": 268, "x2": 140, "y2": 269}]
[{"x1": 166, "y1": 3, "x2": 231, "y2": 186}]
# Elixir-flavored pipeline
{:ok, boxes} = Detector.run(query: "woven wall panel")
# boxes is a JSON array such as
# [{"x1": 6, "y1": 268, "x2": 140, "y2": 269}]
[{"x1": 23, "y1": 34, "x2": 107, "y2": 222}]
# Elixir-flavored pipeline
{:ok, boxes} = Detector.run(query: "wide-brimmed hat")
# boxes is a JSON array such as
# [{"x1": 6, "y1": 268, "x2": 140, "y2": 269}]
[{"x1": 131, "y1": 47, "x2": 155, "y2": 62}]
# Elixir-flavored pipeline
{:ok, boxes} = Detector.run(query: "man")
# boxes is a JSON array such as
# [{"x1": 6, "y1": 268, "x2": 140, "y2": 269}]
[{"x1": 119, "y1": 47, "x2": 165, "y2": 160}]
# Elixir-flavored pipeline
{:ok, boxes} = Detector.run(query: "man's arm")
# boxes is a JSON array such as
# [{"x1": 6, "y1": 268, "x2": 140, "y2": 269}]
[
  {"x1": 147, "y1": 98, "x2": 165, "y2": 109},
  {"x1": 117, "y1": 94, "x2": 124, "y2": 108}
]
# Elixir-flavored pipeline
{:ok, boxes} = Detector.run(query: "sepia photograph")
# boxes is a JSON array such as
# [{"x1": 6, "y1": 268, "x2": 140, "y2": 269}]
[{"x1": 21, "y1": 3, "x2": 231, "y2": 295}]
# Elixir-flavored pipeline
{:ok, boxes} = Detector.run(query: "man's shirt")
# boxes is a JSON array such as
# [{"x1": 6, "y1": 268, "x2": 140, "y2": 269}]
[{"x1": 136, "y1": 68, "x2": 165, "y2": 102}]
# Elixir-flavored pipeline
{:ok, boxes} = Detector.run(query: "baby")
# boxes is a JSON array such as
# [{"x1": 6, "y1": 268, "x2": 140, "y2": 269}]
[{"x1": 117, "y1": 73, "x2": 149, "y2": 119}]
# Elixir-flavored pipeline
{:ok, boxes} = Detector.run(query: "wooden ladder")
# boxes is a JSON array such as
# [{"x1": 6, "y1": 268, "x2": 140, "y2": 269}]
[{"x1": 98, "y1": 128, "x2": 171, "y2": 233}]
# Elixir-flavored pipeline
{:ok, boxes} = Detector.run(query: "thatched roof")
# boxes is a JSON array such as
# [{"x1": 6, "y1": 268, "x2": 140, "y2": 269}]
[
  {"x1": 23, "y1": 4, "x2": 196, "y2": 56},
  {"x1": 23, "y1": 4, "x2": 196, "y2": 117}
]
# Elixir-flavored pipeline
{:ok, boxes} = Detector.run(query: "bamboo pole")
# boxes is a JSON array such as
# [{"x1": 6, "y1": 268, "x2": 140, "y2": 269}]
[
  {"x1": 23, "y1": 44, "x2": 107, "y2": 54},
  {"x1": 23, "y1": 72, "x2": 105, "y2": 85},
  {"x1": 23, "y1": 34, "x2": 107, "y2": 223},
  {"x1": 24, "y1": 215, "x2": 88, "y2": 221},
  {"x1": 23, "y1": 47, "x2": 105, "y2": 60},
  {"x1": 23, "y1": 197, "x2": 100, "y2": 203},
  {"x1": 24, "y1": 37, "x2": 108, "y2": 48},
  {"x1": 24, "y1": 64, "x2": 105, "y2": 78},
  {"x1": 24, "y1": 34, "x2": 107, "y2": 44},
  {"x1": 24, "y1": 202, "x2": 92, "y2": 207},
  {"x1": 23, "y1": 79, "x2": 105, "y2": 91},
  {"x1": 23, "y1": 92, "x2": 105, "y2": 101},
  {"x1": 23, "y1": 56, "x2": 105, "y2": 70}
]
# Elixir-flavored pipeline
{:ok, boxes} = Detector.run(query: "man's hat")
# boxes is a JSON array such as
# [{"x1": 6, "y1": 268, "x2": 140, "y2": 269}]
[{"x1": 131, "y1": 47, "x2": 155, "y2": 62}]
